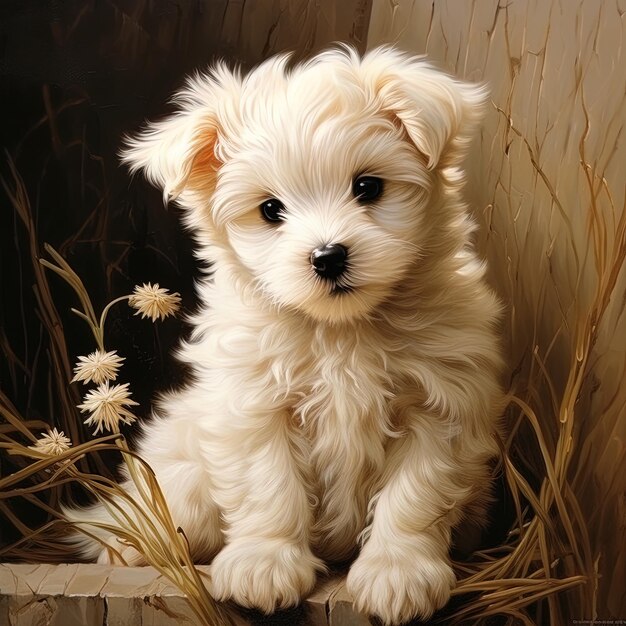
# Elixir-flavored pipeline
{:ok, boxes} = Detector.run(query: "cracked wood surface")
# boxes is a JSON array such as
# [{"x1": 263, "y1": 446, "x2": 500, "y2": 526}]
[{"x1": 0, "y1": 563, "x2": 367, "y2": 626}]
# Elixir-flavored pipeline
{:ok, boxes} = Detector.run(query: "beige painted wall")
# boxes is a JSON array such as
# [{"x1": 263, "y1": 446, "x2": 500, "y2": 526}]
[{"x1": 367, "y1": 0, "x2": 626, "y2": 618}]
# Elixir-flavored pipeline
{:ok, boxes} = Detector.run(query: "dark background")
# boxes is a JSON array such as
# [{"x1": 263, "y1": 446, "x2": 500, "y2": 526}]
[{"x1": 0, "y1": 0, "x2": 372, "y2": 551}]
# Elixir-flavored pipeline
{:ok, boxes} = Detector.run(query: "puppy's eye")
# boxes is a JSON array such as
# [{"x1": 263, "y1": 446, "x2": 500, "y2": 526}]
[
  {"x1": 260, "y1": 198, "x2": 286, "y2": 223},
  {"x1": 353, "y1": 176, "x2": 383, "y2": 202}
]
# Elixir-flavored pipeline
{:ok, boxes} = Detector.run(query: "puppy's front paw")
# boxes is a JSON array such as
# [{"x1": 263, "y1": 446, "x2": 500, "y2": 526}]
[
  {"x1": 346, "y1": 546, "x2": 455, "y2": 625},
  {"x1": 210, "y1": 538, "x2": 322, "y2": 613}
]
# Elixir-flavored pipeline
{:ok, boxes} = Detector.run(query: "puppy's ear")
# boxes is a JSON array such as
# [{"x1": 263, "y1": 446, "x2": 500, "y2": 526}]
[
  {"x1": 120, "y1": 68, "x2": 239, "y2": 201},
  {"x1": 121, "y1": 109, "x2": 219, "y2": 202},
  {"x1": 366, "y1": 48, "x2": 487, "y2": 170}
]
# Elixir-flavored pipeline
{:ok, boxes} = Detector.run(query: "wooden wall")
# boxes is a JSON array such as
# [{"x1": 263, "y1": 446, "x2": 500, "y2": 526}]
[{"x1": 367, "y1": 0, "x2": 626, "y2": 618}]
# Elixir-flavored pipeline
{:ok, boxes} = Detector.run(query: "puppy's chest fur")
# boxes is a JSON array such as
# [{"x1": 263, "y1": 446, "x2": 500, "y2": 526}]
[
  {"x1": 190, "y1": 285, "x2": 439, "y2": 556},
  {"x1": 280, "y1": 324, "x2": 411, "y2": 556},
  {"x1": 295, "y1": 326, "x2": 395, "y2": 424}
]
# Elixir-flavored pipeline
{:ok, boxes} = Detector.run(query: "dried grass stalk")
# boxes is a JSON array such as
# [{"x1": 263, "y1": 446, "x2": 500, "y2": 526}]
[{"x1": 446, "y1": 106, "x2": 626, "y2": 624}]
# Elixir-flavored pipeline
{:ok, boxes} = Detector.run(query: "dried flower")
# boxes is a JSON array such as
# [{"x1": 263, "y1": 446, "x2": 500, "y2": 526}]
[
  {"x1": 29, "y1": 428, "x2": 72, "y2": 456},
  {"x1": 78, "y1": 382, "x2": 139, "y2": 435},
  {"x1": 72, "y1": 350, "x2": 125, "y2": 385},
  {"x1": 128, "y1": 283, "x2": 181, "y2": 322}
]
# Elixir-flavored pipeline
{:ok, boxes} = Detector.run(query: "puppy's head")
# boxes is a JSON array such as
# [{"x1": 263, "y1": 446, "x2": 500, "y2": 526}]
[{"x1": 122, "y1": 46, "x2": 485, "y2": 323}]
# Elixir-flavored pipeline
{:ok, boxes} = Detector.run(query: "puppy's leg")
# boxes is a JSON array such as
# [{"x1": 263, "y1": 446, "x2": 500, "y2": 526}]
[
  {"x1": 65, "y1": 461, "x2": 223, "y2": 565},
  {"x1": 347, "y1": 419, "x2": 486, "y2": 625},
  {"x1": 207, "y1": 409, "x2": 324, "y2": 613},
  {"x1": 65, "y1": 412, "x2": 223, "y2": 565}
]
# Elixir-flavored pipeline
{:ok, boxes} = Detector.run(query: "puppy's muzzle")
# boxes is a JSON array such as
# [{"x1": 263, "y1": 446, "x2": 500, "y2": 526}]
[{"x1": 310, "y1": 244, "x2": 349, "y2": 280}]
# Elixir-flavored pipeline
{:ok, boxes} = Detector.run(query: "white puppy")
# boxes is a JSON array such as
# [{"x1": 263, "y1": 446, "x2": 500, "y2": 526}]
[{"x1": 66, "y1": 46, "x2": 504, "y2": 625}]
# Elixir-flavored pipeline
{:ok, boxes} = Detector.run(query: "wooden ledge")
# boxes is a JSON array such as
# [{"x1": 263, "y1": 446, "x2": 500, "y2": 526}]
[{"x1": 0, "y1": 563, "x2": 370, "y2": 625}]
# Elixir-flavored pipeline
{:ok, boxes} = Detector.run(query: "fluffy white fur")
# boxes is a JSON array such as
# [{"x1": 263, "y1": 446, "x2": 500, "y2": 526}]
[{"x1": 65, "y1": 46, "x2": 504, "y2": 625}]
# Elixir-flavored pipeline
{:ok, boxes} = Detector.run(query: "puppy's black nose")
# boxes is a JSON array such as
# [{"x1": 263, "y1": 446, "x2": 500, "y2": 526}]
[{"x1": 310, "y1": 244, "x2": 348, "y2": 279}]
